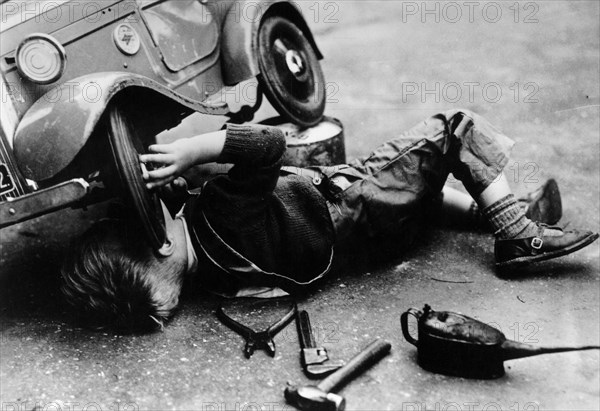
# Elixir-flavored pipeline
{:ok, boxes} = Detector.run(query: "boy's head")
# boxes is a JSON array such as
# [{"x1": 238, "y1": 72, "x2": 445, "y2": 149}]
[{"x1": 61, "y1": 209, "x2": 189, "y2": 333}]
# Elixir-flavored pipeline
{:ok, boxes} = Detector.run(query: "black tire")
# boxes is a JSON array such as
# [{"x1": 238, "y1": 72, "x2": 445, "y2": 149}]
[
  {"x1": 106, "y1": 105, "x2": 167, "y2": 250},
  {"x1": 257, "y1": 15, "x2": 325, "y2": 128}
]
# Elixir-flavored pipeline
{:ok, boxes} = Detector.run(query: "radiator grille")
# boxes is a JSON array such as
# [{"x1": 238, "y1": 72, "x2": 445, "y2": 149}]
[
  {"x1": 1, "y1": 72, "x2": 28, "y2": 201},
  {"x1": 0, "y1": 130, "x2": 28, "y2": 201}
]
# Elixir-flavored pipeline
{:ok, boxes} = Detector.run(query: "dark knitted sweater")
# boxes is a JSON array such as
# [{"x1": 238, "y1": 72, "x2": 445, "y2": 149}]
[{"x1": 186, "y1": 124, "x2": 335, "y2": 291}]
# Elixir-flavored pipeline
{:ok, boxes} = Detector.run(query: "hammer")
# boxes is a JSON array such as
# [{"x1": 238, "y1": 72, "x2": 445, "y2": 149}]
[{"x1": 285, "y1": 339, "x2": 391, "y2": 411}]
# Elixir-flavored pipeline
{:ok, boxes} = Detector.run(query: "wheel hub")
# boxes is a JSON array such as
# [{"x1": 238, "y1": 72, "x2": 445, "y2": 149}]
[{"x1": 285, "y1": 49, "x2": 307, "y2": 81}]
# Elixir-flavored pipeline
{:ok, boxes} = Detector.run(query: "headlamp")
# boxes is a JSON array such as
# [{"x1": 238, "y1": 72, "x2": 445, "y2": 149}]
[{"x1": 16, "y1": 33, "x2": 66, "y2": 85}]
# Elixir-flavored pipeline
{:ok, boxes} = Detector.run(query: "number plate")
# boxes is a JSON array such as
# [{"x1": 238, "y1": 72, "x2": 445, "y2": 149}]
[{"x1": 0, "y1": 163, "x2": 16, "y2": 196}]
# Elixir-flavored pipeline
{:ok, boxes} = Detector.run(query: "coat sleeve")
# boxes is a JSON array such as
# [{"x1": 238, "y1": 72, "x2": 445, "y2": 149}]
[{"x1": 217, "y1": 124, "x2": 287, "y2": 193}]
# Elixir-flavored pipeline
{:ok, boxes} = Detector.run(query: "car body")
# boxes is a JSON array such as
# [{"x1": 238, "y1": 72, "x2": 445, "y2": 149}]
[{"x1": 0, "y1": 0, "x2": 334, "y2": 246}]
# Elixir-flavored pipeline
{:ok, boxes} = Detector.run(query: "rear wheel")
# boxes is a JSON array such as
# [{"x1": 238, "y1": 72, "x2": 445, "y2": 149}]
[
  {"x1": 106, "y1": 105, "x2": 167, "y2": 251},
  {"x1": 257, "y1": 15, "x2": 325, "y2": 128}
]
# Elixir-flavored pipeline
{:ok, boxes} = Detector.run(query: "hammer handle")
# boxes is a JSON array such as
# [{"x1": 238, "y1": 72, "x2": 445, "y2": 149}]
[{"x1": 317, "y1": 339, "x2": 391, "y2": 394}]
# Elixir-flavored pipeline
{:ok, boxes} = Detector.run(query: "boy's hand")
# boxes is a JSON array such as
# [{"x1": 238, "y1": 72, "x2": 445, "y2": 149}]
[
  {"x1": 139, "y1": 131, "x2": 225, "y2": 189},
  {"x1": 139, "y1": 141, "x2": 196, "y2": 189}
]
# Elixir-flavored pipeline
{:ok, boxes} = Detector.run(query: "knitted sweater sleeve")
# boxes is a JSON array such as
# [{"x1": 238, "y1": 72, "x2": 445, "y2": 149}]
[{"x1": 217, "y1": 124, "x2": 286, "y2": 193}]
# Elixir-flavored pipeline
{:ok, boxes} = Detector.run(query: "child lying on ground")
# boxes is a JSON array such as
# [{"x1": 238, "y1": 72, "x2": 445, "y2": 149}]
[{"x1": 61, "y1": 109, "x2": 599, "y2": 332}]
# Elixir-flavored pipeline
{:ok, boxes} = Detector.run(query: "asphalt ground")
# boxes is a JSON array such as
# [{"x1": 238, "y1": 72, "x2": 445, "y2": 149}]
[{"x1": 1, "y1": 1, "x2": 599, "y2": 410}]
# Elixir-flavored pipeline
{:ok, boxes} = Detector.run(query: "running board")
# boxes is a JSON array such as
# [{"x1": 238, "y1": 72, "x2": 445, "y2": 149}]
[{"x1": 0, "y1": 179, "x2": 89, "y2": 228}]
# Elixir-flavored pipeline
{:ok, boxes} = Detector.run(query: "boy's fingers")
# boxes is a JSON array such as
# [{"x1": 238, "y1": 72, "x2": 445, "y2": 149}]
[
  {"x1": 147, "y1": 165, "x2": 178, "y2": 180},
  {"x1": 146, "y1": 176, "x2": 176, "y2": 190},
  {"x1": 139, "y1": 153, "x2": 173, "y2": 164},
  {"x1": 147, "y1": 144, "x2": 172, "y2": 154},
  {"x1": 172, "y1": 177, "x2": 188, "y2": 189},
  {"x1": 140, "y1": 162, "x2": 150, "y2": 180}
]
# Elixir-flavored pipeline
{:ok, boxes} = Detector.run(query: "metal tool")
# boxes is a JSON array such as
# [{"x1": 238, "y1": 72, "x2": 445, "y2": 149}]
[
  {"x1": 296, "y1": 310, "x2": 345, "y2": 378},
  {"x1": 401, "y1": 304, "x2": 600, "y2": 379},
  {"x1": 217, "y1": 300, "x2": 297, "y2": 359},
  {"x1": 285, "y1": 339, "x2": 391, "y2": 411}
]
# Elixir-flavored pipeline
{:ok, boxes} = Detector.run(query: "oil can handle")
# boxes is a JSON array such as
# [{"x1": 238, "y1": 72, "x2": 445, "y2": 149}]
[{"x1": 401, "y1": 308, "x2": 421, "y2": 346}]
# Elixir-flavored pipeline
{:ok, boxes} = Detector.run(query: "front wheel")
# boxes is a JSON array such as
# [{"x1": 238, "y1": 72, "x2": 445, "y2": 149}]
[
  {"x1": 106, "y1": 105, "x2": 167, "y2": 251},
  {"x1": 257, "y1": 15, "x2": 326, "y2": 128}
]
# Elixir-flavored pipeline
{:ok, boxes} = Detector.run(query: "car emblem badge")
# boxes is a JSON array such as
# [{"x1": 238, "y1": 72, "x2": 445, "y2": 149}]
[{"x1": 114, "y1": 24, "x2": 140, "y2": 56}]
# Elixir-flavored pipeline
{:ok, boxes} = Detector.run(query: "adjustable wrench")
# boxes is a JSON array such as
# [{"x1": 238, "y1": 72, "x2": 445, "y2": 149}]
[{"x1": 297, "y1": 310, "x2": 345, "y2": 378}]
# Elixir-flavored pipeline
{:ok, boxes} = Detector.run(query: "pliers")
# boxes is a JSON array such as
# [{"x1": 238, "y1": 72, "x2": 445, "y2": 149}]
[{"x1": 216, "y1": 300, "x2": 297, "y2": 359}]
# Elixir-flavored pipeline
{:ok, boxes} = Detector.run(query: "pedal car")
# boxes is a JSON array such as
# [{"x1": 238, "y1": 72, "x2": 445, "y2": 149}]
[{"x1": 0, "y1": 0, "x2": 343, "y2": 250}]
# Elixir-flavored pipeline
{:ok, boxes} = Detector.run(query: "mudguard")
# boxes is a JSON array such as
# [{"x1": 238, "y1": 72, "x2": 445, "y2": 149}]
[
  {"x1": 220, "y1": 0, "x2": 323, "y2": 86},
  {"x1": 13, "y1": 72, "x2": 229, "y2": 181}
]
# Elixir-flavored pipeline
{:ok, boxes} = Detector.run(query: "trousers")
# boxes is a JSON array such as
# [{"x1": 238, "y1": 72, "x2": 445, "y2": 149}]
[{"x1": 318, "y1": 109, "x2": 515, "y2": 244}]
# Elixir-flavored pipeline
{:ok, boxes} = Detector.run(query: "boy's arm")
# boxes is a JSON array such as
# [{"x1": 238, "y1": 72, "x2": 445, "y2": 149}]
[
  {"x1": 140, "y1": 124, "x2": 285, "y2": 190},
  {"x1": 140, "y1": 129, "x2": 225, "y2": 189}
]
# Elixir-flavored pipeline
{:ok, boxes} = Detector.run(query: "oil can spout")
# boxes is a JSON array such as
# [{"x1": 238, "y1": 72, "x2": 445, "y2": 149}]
[{"x1": 501, "y1": 340, "x2": 600, "y2": 361}]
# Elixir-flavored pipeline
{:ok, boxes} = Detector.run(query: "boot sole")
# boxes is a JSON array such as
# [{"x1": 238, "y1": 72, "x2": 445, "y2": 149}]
[{"x1": 496, "y1": 232, "x2": 599, "y2": 270}]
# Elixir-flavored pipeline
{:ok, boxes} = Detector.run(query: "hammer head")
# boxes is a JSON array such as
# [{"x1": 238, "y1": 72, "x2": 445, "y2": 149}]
[{"x1": 284, "y1": 384, "x2": 345, "y2": 411}]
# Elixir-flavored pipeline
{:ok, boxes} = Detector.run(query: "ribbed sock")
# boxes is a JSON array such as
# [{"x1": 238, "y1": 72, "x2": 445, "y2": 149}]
[
  {"x1": 470, "y1": 199, "x2": 531, "y2": 230},
  {"x1": 481, "y1": 194, "x2": 538, "y2": 239}
]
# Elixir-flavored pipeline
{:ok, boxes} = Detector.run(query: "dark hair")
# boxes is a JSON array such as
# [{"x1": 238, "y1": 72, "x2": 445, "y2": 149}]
[{"x1": 61, "y1": 219, "x2": 184, "y2": 333}]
